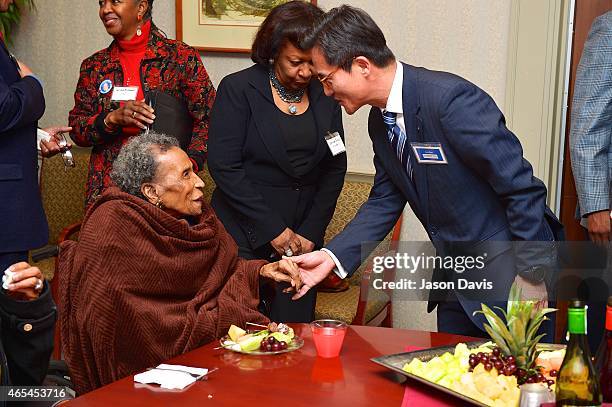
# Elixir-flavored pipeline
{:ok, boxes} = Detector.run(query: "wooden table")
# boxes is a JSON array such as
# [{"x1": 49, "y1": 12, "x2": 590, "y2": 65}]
[{"x1": 65, "y1": 325, "x2": 479, "y2": 406}]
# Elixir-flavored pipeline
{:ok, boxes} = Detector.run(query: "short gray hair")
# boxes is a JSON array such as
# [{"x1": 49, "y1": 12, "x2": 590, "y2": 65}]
[{"x1": 110, "y1": 131, "x2": 179, "y2": 199}]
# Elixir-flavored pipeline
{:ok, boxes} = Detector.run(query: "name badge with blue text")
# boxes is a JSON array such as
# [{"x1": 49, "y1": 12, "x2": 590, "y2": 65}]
[
  {"x1": 325, "y1": 131, "x2": 346, "y2": 156},
  {"x1": 411, "y1": 142, "x2": 448, "y2": 164},
  {"x1": 111, "y1": 86, "x2": 139, "y2": 101}
]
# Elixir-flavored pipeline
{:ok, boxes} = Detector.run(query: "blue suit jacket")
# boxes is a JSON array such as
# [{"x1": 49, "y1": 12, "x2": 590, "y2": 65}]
[
  {"x1": 0, "y1": 39, "x2": 47, "y2": 253},
  {"x1": 327, "y1": 63, "x2": 562, "y2": 323}
]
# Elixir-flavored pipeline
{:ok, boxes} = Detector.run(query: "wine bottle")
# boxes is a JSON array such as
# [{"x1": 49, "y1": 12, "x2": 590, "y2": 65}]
[
  {"x1": 595, "y1": 297, "x2": 612, "y2": 402},
  {"x1": 556, "y1": 299, "x2": 602, "y2": 406}
]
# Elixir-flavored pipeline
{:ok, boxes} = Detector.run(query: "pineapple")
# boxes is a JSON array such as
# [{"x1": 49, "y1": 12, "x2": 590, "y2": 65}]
[{"x1": 474, "y1": 282, "x2": 556, "y2": 373}]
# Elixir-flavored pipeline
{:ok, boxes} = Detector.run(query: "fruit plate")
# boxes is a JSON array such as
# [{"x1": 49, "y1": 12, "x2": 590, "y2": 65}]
[
  {"x1": 219, "y1": 335, "x2": 304, "y2": 355},
  {"x1": 371, "y1": 341, "x2": 565, "y2": 407}
]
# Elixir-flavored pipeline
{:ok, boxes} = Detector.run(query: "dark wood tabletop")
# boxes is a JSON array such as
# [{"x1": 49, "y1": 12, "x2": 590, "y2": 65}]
[{"x1": 65, "y1": 325, "x2": 480, "y2": 406}]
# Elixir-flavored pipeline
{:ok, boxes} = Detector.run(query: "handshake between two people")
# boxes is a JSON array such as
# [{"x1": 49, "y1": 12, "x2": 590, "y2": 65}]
[{"x1": 260, "y1": 250, "x2": 336, "y2": 300}]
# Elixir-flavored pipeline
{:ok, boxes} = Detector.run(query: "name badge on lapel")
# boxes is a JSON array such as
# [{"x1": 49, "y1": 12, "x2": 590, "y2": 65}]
[
  {"x1": 325, "y1": 131, "x2": 346, "y2": 156},
  {"x1": 411, "y1": 142, "x2": 448, "y2": 164},
  {"x1": 111, "y1": 86, "x2": 139, "y2": 101}
]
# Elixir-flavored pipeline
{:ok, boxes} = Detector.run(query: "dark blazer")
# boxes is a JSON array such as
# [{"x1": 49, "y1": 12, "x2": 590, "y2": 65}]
[
  {"x1": 0, "y1": 283, "x2": 56, "y2": 389},
  {"x1": 208, "y1": 64, "x2": 346, "y2": 257},
  {"x1": 326, "y1": 63, "x2": 563, "y2": 328},
  {"x1": 0, "y1": 39, "x2": 47, "y2": 253}
]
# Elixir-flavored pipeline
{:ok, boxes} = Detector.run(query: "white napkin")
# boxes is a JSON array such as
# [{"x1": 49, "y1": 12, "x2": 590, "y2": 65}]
[
  {"x1": 134, "y1": 364, "x2": 208, "y2": 390},
  {"x1": 2, "y1": 268, "x2": 14, "y2": 290},
  {"x1": 37, "y1": 128, "x2": 51, "y2": 151}
]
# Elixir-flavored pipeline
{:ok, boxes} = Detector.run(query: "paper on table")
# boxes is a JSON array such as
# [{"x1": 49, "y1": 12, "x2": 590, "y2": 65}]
[
  {"x1": 134, "y1": 364, "x2": 208, "y2": 390},
  {"x1": 156, "y1": 364, "x2": 208, "y2": 377}
]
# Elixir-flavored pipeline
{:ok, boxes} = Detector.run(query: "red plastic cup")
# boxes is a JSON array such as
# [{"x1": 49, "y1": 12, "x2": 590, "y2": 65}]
[{"x1": 310, "y1": 319, "x2": 347, "y2": 358}]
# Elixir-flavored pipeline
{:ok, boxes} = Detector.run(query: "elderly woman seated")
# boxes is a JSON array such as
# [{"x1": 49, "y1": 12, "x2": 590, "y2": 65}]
[{"x1": 58, "y1": 132, "x2": 302, "y2": 394}]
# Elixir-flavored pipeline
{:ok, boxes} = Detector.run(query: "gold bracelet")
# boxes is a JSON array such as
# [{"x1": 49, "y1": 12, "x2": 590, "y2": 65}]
[{"x1": 103, "y1": 115, "x2": 117, "y2": 131}]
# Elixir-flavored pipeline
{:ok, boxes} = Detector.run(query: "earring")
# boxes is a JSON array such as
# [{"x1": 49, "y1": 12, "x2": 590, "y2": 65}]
[
  {"x1": 136, "y1": 15, "x2": 142, "y2": 36},
  {"x1": 155, "y1": 199, "x2": 163, "y2": 208},
  {"x1": 268, "y1": 58, "x2": 274, "y2": 65}
]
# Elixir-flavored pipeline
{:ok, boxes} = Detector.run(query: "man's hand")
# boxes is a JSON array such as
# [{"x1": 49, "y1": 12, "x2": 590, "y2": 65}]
[
  {"x1": 259, "y1": 258, "x2": 303, "y2": 293},
  {"x1": 295, "y1": 233, "x2": 315, "y2": 254},
  {"x1": 513, "y1": 274, "x2": 548, "y2": 308},
  {"x1": 40, "y1": 126, "x2": 73, "y2": 158},
  {"x1": 290, "y1": 250, "x2": 336, "y2": 300},
  {"x1": 270, "y1": 227, "x2": 302, "y2": 256},
  {"x1": 3, "y1": 262, "x2": 44, "y2": 301},
  {"x1": 586, "y1": 210, "x2": 611, "y2": 245}
]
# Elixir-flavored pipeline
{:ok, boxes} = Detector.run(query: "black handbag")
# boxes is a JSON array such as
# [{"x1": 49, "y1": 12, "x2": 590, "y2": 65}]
[{"x1": 145, "y1": 90, "x2": 193, "y2": 151}]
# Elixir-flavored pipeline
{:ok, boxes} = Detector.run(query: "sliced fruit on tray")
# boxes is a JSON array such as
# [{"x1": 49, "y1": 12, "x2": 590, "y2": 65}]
[
  {"x1": 222, "y1": 322, "x2": 296, "y2": 353},
  {"x1": 401, "y1": 282, "x2": 560, "y2": 406}
]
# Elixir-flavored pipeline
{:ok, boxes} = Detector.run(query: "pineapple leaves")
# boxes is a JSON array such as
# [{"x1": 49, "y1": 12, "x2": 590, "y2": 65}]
[
  {"x1": 474, "y1": 282, "x2": 557, "y2": 370},
  {"x1": 474, "y1": 304, "x2": 515, "y2": 346}
]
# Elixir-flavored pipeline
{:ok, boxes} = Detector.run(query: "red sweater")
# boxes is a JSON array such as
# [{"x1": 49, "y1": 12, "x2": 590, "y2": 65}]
[{"x1": 116, "y1": 20, "x2": 151, "y2": 138}]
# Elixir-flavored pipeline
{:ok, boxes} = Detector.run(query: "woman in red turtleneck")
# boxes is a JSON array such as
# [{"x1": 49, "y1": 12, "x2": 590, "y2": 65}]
[
  {"x1": 69, "y1": 0, "x2": 216, "y2": 208},
  {"x1": 114, "y1": 14, "x2": 150, "y2": 139}
]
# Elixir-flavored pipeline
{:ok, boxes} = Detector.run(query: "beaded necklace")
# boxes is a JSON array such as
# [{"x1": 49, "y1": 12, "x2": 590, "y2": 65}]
[{"x1": 269, "y1": 69, "x2": 305, "y2": 115}]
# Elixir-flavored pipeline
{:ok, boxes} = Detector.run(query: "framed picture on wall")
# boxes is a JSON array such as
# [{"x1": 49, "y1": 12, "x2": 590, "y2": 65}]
[{"x1": 176, "y1": 0, "x2": 318, "y2": 53}]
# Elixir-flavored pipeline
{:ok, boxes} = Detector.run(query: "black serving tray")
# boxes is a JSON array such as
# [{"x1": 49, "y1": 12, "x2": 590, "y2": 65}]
[{"x1": 371, "y1": 341, "x2": 564, "y2": 407}]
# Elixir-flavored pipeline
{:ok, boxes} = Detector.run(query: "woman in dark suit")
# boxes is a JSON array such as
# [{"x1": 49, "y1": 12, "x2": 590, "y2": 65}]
[{"x1": 208, "y1": 1, "x2": 346, "y2": 323}]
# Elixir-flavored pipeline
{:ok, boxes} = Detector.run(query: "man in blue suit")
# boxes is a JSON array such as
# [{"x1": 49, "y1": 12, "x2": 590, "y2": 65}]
[
  {"x1": 0, "y1": 0, "x2": 71, "y2": 272},
  {"x1": 291, "y1": 5, "x2": 563, "y2": 336}
]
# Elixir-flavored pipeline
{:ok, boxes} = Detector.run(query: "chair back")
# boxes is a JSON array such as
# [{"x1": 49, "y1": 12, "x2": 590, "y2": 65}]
[
  {"x1": 315, "y1": 174, "x2": 402, "y2": 326},
  {"x1": 197, "y1": 165, "x2": 216, "y2": 204},
  {"x1": 40, "y1": 148, "x2": 90, "y2": 245}
]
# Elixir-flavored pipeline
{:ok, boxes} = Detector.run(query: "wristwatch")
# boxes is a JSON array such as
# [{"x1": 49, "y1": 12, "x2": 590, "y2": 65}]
[{"x1": 517, "y1": 265, "x2": 548, "y2": 284}]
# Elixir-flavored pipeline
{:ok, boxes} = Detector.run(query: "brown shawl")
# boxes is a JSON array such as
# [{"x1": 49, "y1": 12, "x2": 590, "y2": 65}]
[{"x1": 58, "y1": 187, "x2": 268, "y2": 394}]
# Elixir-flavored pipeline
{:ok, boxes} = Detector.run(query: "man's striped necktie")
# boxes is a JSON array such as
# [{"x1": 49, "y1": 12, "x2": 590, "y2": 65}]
[{"x1": 382, "y1": 111, "x2": 414, "y2": 180}]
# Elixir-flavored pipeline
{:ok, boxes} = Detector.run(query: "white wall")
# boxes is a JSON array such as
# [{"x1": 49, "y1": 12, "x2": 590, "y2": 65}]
[{"x1": 12, "y1": 0, "x2": 511, "y2": 176}]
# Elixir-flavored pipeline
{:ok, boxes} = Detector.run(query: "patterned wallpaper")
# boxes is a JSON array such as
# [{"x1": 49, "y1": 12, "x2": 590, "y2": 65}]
[{"x1": 10, "y1": 0, "x2": 511, "y2": 175}]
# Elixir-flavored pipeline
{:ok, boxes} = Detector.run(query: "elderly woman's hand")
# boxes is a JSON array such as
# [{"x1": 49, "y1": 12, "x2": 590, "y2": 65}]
[
  {"x1": 106, "y1": 100, "x2": 155, "y2": 130},
  {"x1": 259, "y1": 258, "x2": 303, "y2": 293},
  {"x1": 3, "y1": 262, "x2": 44, "y2": 301}
]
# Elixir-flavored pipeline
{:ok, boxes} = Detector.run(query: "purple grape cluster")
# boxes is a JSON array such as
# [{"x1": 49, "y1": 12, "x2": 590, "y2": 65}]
[
  {"x1": 259, "y1": 336, "x2": 288, "y2": 352},
  {"x1": 468, "y1": 347, "x2": 518, "y2": 376},
  {"x1": 468, "y1": 347, "x2": 556, "y2": 387}
]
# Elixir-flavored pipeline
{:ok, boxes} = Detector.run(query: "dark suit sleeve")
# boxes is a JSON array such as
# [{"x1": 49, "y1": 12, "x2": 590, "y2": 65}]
[
  {"x1": 0, "y1": 283, "x2": 56, "y2": 385},
  {"x1": 325, "y1": 152, "x2": 406, "y2": 276},
  {"x1": 207, "y1": 77, "x2": 286, "y2": 249},
  {"x1": 297, "y1": 103, "x2": 347, "y2": 246},
  {"x1": 0, "y1": 75, "x2": 44, "y2": 134}
]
